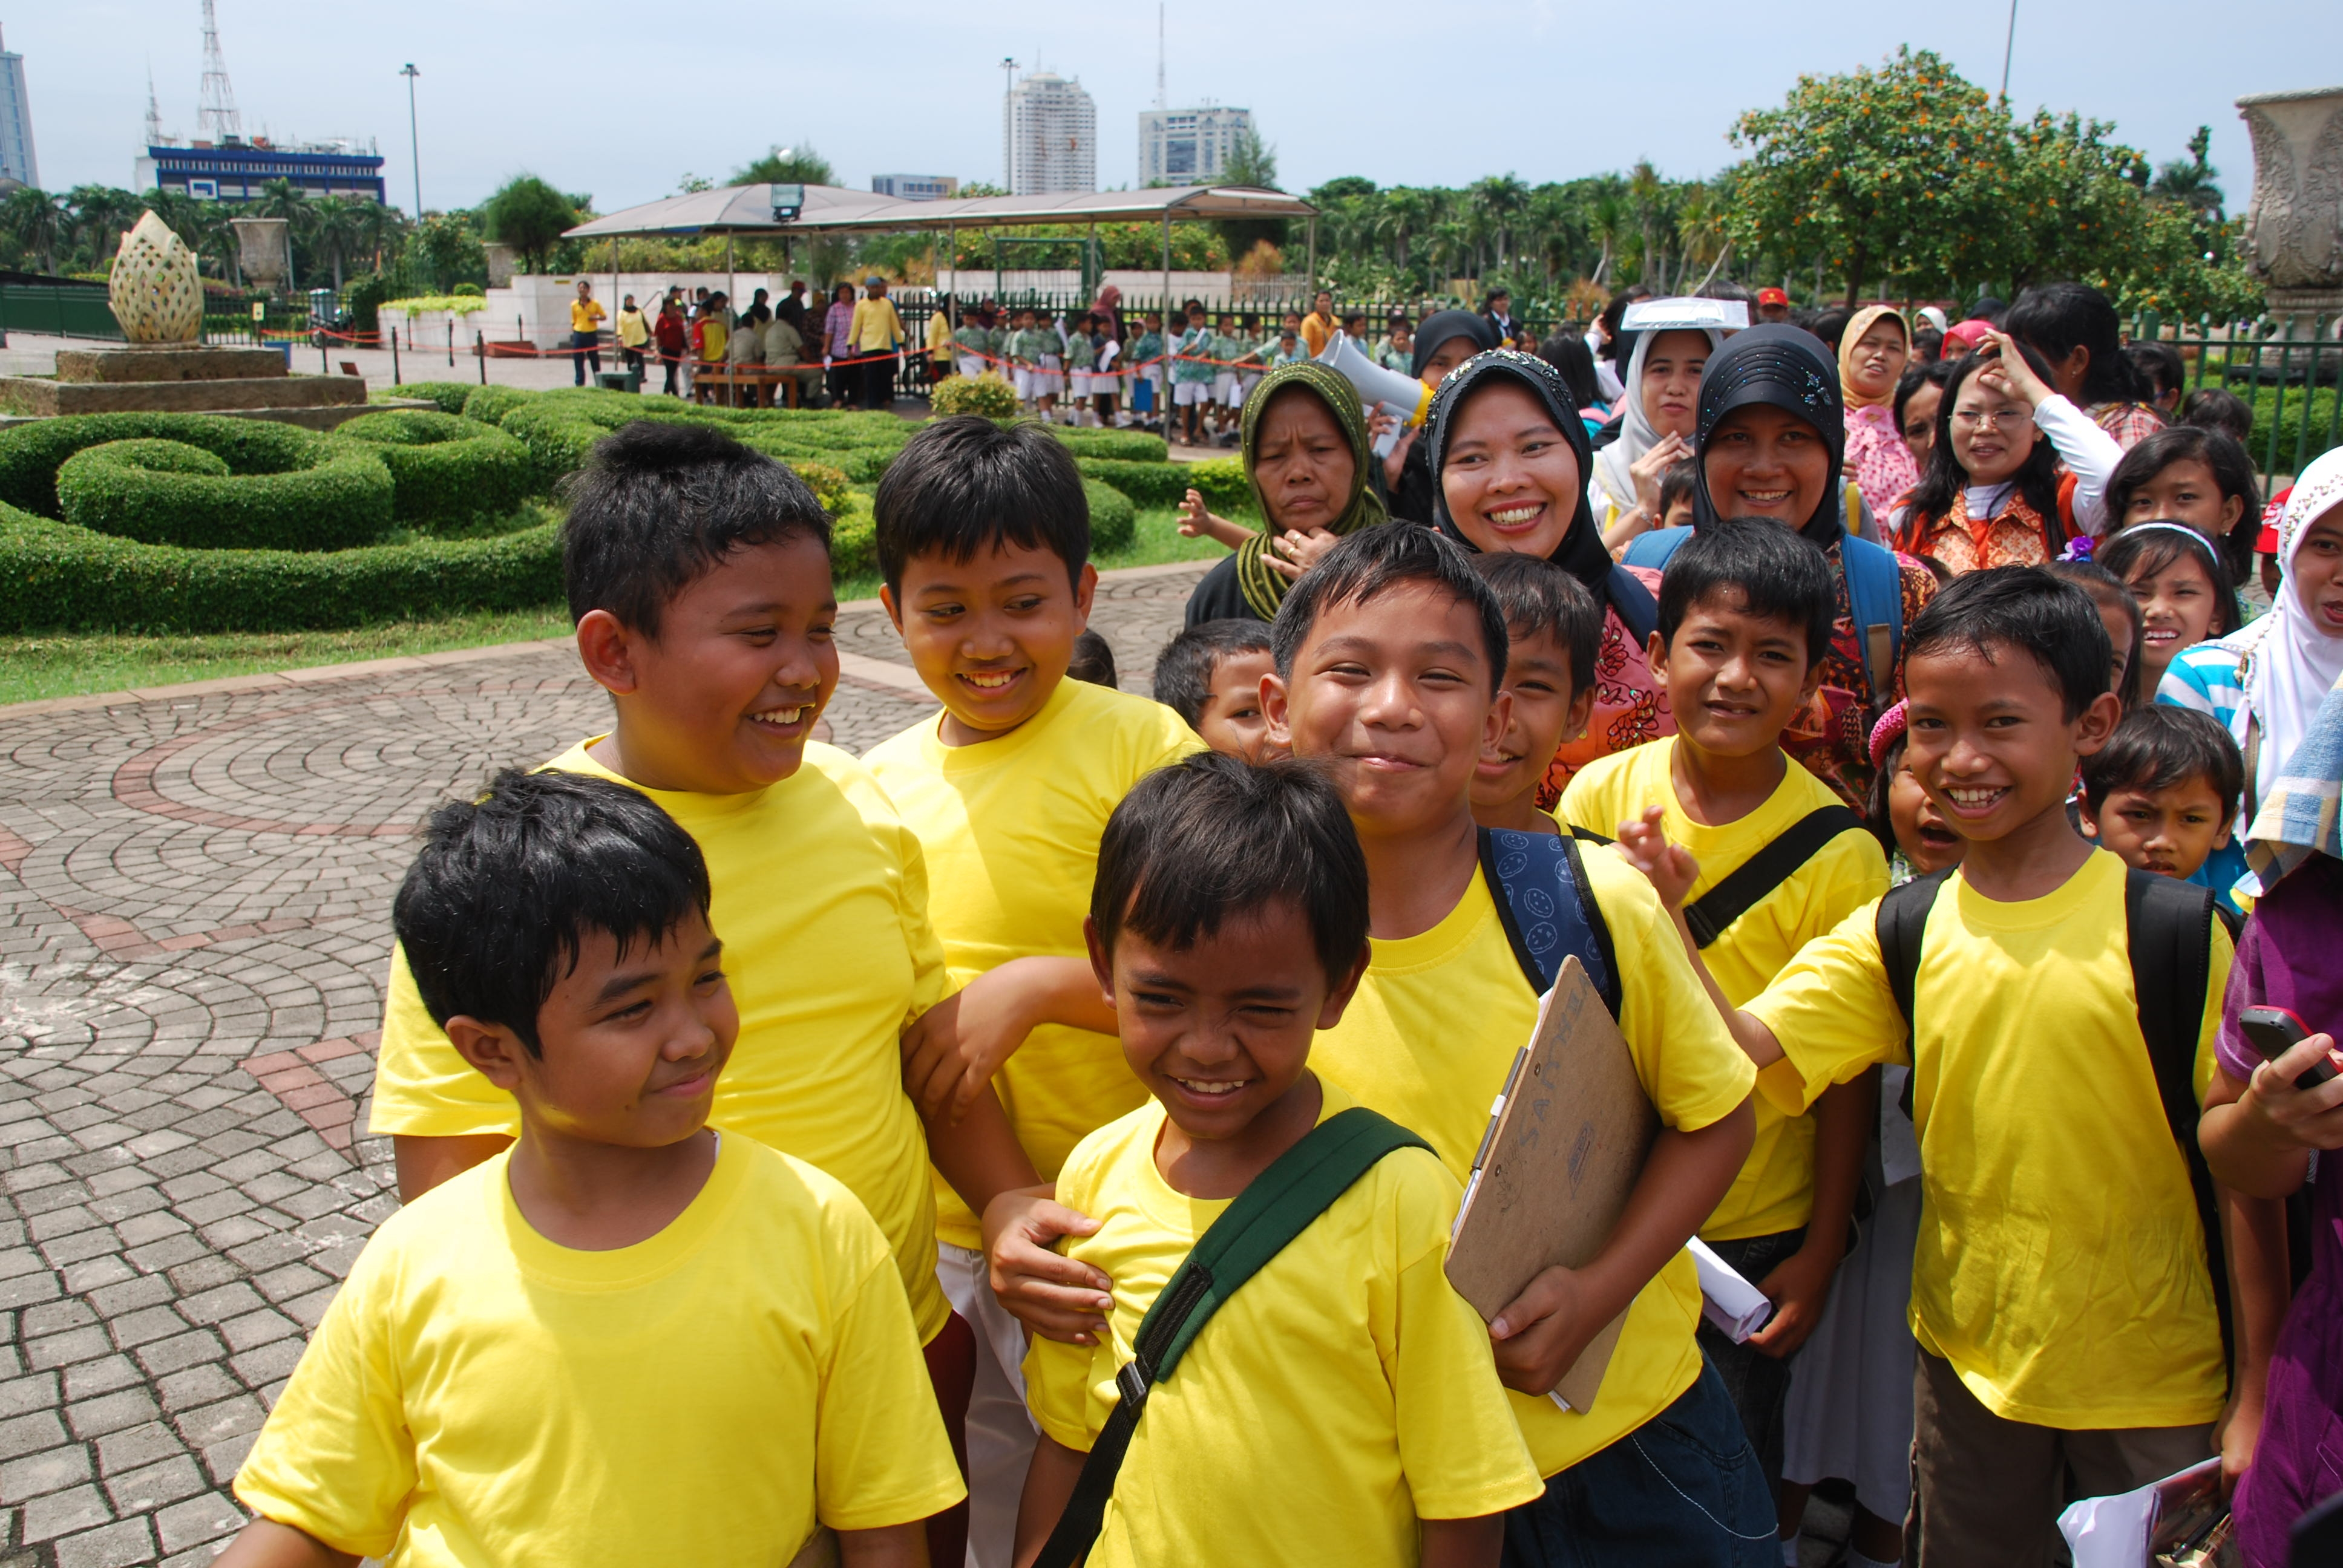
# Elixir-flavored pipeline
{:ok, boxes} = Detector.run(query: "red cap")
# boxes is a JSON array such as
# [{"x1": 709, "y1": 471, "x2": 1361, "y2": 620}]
[
  {"x1": 2259, "y1": 486, "x2": 2291, "y2": 555},
  {"x1": 1756, "y1": 287, "x2": 1789, "y2": 307},
  {"x1": 1944, "y1": 319, "x2": 1996, "y2": 353}
]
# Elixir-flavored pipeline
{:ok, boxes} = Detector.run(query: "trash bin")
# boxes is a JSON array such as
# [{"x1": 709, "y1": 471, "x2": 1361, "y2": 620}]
[{"x1": 594, "y1": 368, "x2": 641, "y2": 393}]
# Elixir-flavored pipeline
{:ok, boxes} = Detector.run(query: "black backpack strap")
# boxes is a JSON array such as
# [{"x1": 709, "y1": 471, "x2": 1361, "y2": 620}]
[
  {"x1": 1032, "y1": 1106, "x2": 1432, "y2": 1568},
  {"x1": 1478, "y1": 827, "x2": 1623, "y2": 1018},
  {"x1": 1569, "y1": 825, "x2": 1614, "y2": 847},
  {"x1": 2122, "y1": 868, "x2": 2232, "y2": 1367},
  {"x1": 1682, "y1": 806, "x2": 1864, "y2": 949},
  {"x1": 1604, "y1": 564, "x2": 1659, "y2": 648},
  {"x1": 1876, "y1": 870, "x2": 1951, "y2": 1121}
]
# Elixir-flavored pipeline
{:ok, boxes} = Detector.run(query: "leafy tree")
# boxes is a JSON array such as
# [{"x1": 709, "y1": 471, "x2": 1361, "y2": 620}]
[
  {"x1": 2, "y1": 187, "x2": 70, "y2": 274},
  {"x1": 2151, "y1": 126, "x2": 2224, "y2": 222},
  {"x1": 733, "y1": 145, "x2": 836, "y2": 188},
  {"x1": 482, "y1": 175, "x2": 579, "y2": 272},
  {"x1": 1309, "y1": 175, "x2": 1377, "y2": 205},
  {"x1": 401, "y1": 212, "x2": 487, "y2": 292},
  {"x1": 1216, "y1": 128, "x2": 1288, "y2": 266}
]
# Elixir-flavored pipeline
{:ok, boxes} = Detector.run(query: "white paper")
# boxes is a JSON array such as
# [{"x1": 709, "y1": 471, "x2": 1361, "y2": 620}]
[
  {"x1": 1688, "y1": 1238, "x2": 1772, "y2": 1342},
  {"x1": 2057, "y1": 1457, "x2": 2221, "y2": 1568},
  {"x1": 1620, "y1": 296, "x2": 1751, "y2": 332}
]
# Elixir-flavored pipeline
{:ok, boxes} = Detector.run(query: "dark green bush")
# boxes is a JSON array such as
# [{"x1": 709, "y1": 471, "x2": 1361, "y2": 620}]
[
  {"x1": 0, "y1": 502, "x2": 561, "y2": 633},
  {"x1": 1053, "y1": 427, "x2": 1170, "y2": 463},
  {"x1": 56, "y1": 437, "x2": 395, "y2": 551},
  {"x1": 387, "y1": 381, "x2": 475, "y2": 416},
  {"x1": 333, "y1": 410, "x2": 539, "y2": 529},
  {"x1": 72, "y1": 439, "x2": 229, "y2": 479},
  {"x1": 1083, "y1": 478, "x2": 1135, "y2": 554},
  {"x1": 1186, "y1": 455, "x2": 1251, "y2": 514},
  {"x1": 460, "y1": 385, "x2": 532, "y2": 426},
  {"x1": 1076, "y1": 457, "x2": 1187, "y2": 508},
  {"x1": 499, "y1": 403, "x2": 610, "y2": 483},
  {"x1": 830, "y1": 492, "x2": 877, "y2": 578},
  {"x1": 0, "y1": 413, "x2": 322, "y2": 517}
]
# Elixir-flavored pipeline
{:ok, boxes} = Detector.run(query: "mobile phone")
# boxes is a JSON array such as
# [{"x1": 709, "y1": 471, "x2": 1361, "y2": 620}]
[{"x1": 2238, "y1": 1005, "x2": 2340, "y2": 1090}]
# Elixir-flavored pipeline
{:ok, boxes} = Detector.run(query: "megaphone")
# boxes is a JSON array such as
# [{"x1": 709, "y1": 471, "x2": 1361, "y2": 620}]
[{"x1": 1316, "y1": 332, "x2": 1435, "y2": 430}]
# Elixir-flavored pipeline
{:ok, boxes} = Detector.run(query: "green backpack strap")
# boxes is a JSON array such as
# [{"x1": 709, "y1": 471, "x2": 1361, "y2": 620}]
[{"x1": 1032, "y1": 1106, "x2": 1432, "y2": 1568}]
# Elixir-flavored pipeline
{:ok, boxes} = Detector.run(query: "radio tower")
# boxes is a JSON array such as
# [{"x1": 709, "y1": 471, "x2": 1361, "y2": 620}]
[
  {"x1": 144, "y1": 69, "x2": 163, "y2": 148},
  {"x1": 197, "y1": 0, "x2": 241, "y2": 142}
]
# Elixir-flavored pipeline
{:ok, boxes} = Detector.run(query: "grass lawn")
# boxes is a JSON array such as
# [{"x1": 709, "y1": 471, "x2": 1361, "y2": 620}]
[{"x1": 0, "y1": 507, "x2": 1232, "y2": 709}]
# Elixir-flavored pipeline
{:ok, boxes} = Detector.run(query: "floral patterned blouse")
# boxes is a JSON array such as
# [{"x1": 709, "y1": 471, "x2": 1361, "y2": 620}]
[
  {"x1": 1538, "y1": 567, "x2": 1675, "y2": 808},
  {"x1": 1843, "y1": 403, "x2": 1921, "y2": 521},
  {"x1": 1784, "y1": 543, "x2": 1941, "y2": 808}
]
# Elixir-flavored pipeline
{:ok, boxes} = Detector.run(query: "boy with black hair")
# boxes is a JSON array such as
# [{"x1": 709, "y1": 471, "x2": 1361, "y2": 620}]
[
  {"x1": 1067, "y1": 629, "x2": 1118, "y2": 689},
  {"x1": 1650, "y1": 567, "x2": 2234, "y2": 1566},
  {"x1": 1560, "y1": 521, "x2": 1887, "y2": 1506},
  {"x1": 865, "y1": 415, "x2": 1202, "y2": 1567},
  {"x1": 1469, "y1": 553, "x2": 1601, "y2": 835},
  {"x1": 1013, "y1": 754, "x2": 1542, "y2": 1568},
  {"x1": 1151, "y1": 618, "x2": 1278, "y2": 762},
  {"x1": 1258, "y1": 524, "x2": 1771, "y2": 1564},
  {"x1": 2079, "y1": 703, "x2": 2243, "y2": 889},
  {"x1": 228, "y1": 771, "x2": 962, "y2": 1568},
  {"x1": 368, "y1": 419, "x2": 998, "y2": 1564}
]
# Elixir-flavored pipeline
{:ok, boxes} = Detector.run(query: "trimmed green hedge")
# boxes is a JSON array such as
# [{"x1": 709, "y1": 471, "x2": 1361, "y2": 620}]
[
  {"x1": 1076, "y1": 457, "x2": 1187, "y2": 508},
  {"x1": 385, "y1": 381, "x2": 476, "y2": 416},
  {"x1": 1053, "y1": 428, "x2": 1170, "y2": 463},
  {"x1": 0, "y1": 501, "x2": 560, "y2": 633},
  {"x1": 459, "y1": 384, "x2": 534, "y2": 426},
  {"x1": 1186, "y1": 456, "x2": 1251, "y2": 513},
  {"x1": 831, "y1": 492, "x2": 877, "y2": 578},
  {"x1": 1083, "y1": 478, "x2": 1135, "y2": 554},
  {"x1": 0, "y1": 413, "x2": 325, "y2": 518},
  {"x1": 333, "y1": 410, "x2": 539, "y2": 529},
  {"x1": 56, "y1": 438, "x2": 395, "y2": 552},
  {"x1": 498, "y1": 403, "x2": 611, "y2": 483}
]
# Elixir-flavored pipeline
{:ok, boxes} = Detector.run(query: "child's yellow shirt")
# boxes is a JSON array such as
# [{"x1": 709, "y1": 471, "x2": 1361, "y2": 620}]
[
  {"x1": 865, "y1": 676, "x2": 1203, "y2": 1248},
  {"x1": 235, "y1": 1136, "x2": 965, "y2": 1565},
  {"x1": 1745, "y1": 848, "x2": 2230, "y2": 1429},
  {"x1": 1313, "y1": 847, "x2": 1756, "y2": 1479},
  {"x1": 1024, "y1": 1083, "x2": 1544, "y2": 1564},
  {"x1": 1562, "y1": 737, "x2": 1888, "y2": 1238},
  {"x1": 368, "y1": 739, "x2": 954, "y2": 1341}
]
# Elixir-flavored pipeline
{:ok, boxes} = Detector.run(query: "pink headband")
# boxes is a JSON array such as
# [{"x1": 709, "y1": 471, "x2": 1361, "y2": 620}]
[{"x1": 1868, "y1": 699, "x2": 1910, "y2": 770}]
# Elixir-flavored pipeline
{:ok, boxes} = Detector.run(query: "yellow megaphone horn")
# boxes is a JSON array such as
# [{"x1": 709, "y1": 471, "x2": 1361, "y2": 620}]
[{"x1": 1314, "y1": 332, "x2": 1436, "y2": 428}]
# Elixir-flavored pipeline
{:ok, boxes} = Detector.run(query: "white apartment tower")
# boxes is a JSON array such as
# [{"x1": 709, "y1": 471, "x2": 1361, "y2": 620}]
[
  {"x1": 1004, "y1": 71, "x2": 1096, "y2": 195},
  {"x1": 0, "y1": 25, "x2": 38, "y2": 189},
  {"x1": 1138, "y1": 105, "x2": 1251, "y2": 188}
]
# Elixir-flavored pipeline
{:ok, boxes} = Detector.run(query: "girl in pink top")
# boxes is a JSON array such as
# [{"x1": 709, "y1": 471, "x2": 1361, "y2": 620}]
[{"x1": 1839, "y1": 306, "x2": 1921, "y2": 520}]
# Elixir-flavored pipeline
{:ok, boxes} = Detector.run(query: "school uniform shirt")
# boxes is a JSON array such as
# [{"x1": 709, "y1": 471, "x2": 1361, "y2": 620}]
[
  {"x1": 1025, "y1": 1083, "x2": 1544, "y2": 1566},
  {"x1": 1171, "y1": 328, "x2": 1219, "y2": 385},
  {"x1": 848, "y1": 296, "x2": 904, "y2": 354},
  {"x1": 1562, "y1": 737, "x2": 1889, "y2": 1240},
  {"x1": 615, "y1": 307, "x2": 649, "y2": 348},
  {"x1": 1744, "y1": 849, "x2": 2232, "y2": 1429},
  {"x1": 368, "y1": 741, "x2": 955, "y2": 1344},
  {"x1": 865, "y1": 678, "x2": 1205, "y2": 1249},
  {"x1": 234, "y1": 1137, "x2": 965, "y2": 1566},
  {"x1": 1312, "y1": 849, "x2": 1758, "y2": 1478},
  {"x1": 568, "y1": 297, "x2": 606, "y2": 334}
]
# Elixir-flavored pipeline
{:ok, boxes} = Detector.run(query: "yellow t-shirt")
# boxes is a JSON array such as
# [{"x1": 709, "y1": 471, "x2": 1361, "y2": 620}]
[
  {"x1": 367, "y1": 740, "x2": 954, "y2": 1342},
  {"x1": 569, "y1": 297, "x2": 607, "y2": 333},
  {"x1": 234, "y1": 1137, "x2": 964, "y2": 1564},
  {"x1": 1745, "y1": 849, "x2": 2230, "y2": 1428},
  {"x1": 616, "y1": 307, "x2": 649, "y2": 348},
  {"x1": 1313, "y1": 849, "x2": 1756, "y2": 1478},
  {"x1": 850, "y1": 296, "x2": 904, "y2": 353},
  {"x1": 1561, "y1": 738, "x2": 1888, "y2": 1238},
  {"x1": 863, "y1": 676, "x2": 1204, "y2": 1249},
  {"x1": 1026, "y1": 1083, "x2": 1544, "y2": 1564}
]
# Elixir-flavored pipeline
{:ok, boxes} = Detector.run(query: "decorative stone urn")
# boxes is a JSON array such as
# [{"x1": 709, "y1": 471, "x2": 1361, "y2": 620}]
[
  {"x1": 2236, "y1": 86, "x2": 2343, "y2": 323},
  {"x1": 483, "y1": 243, "x2": 517, "y2": 288},
  {"x1": 230, "y1": 216, "x2": 293, "y2": 297},
  {"x1": 108, "y1": 211, "x2": 205, "y2": 344}
]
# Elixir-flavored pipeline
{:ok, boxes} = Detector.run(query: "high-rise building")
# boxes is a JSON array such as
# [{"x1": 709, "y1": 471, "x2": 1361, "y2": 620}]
[
  {"x1": 1006, "y1": 71, "x2": 1096, "y2": 195},
  {"x1": 871, "y1": 174, "x2": 958, "y2": 201},
  {"x1": 0, "y1": 25, "x2": 38, "y2": 189},
  {"x1": 1138, "y1": 105, "x2": 1251, "y2": 188}
]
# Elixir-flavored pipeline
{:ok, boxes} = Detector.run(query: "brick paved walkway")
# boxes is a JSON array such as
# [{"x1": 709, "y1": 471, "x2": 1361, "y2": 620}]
[{"x1": 0, "y1": 565, "x2": 1205, "y2": 1566}]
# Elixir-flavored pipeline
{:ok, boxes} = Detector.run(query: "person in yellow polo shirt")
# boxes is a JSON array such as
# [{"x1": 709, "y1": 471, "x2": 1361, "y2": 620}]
[
  {"x1": 614, "y1": 292, "x2": 648, "y2": 382},
  {"x1": 850, "y1": 274, "x2": 907, "y2": 413},
  {"x1": 568, "y1": 278, "x2": 606, "y2": 387}
]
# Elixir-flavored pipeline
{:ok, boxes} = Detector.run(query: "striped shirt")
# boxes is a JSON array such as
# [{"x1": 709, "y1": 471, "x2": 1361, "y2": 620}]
[{"x1": 2156, "y1": 637, "x2": 2252, "y2": 909}]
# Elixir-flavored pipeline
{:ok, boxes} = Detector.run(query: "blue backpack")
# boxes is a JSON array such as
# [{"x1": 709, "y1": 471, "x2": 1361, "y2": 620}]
[
  {"x1": 1620, "y1": 524, "x2": 1904, "y2": 706},
  {"x1": 1478, "y1": 827, "x2": 1622, "y2": 1016}
]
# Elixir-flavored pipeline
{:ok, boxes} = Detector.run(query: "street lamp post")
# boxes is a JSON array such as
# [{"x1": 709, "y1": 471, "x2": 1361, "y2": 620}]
[
  {"x1": 400, "y1": 64, "x2": 422, "y2": 217},
  {"x1": 1000, "y1": 57, "x2": 1017, "y2": 192}
]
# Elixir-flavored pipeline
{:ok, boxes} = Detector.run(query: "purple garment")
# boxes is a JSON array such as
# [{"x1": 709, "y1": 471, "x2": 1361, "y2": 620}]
[
  {"x1": 825, "y1": 301, "x2": 854, "y2": 359},
  {"x1": 2217, "y1": 854, "x2": 2343, "y2": 1567}
]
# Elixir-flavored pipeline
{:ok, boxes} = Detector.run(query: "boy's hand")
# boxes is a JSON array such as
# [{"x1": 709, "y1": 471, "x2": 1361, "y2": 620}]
[
  {"x1": 1614, "y1": 806, "x2": 1701, "y2": 911},
  {"x1": 983, "y1": 1186, "x2": 1112, "y2": 1345},
  {"x1": 1747, "y1": 1238, "x2": 1844, "y2": 1359},
  {"x1": 900, "y1": 971, "x2": 1041, "y2": 1123},
  {"x1": 2243, "y1": 1034, "x2": 2343, "y2": 1151},
  {"x1": 1488, "y1": 1264, "x2": 1607, "y2": 1397}
]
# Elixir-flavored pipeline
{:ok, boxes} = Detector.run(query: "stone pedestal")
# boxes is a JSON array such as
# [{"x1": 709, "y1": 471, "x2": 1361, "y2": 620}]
[
  {"x1": 2236, "y1": 88, "x2": 2343, "y2": 376},
  {"x1": 0, "y1": 342, "x2": 370, "y2": 426}
]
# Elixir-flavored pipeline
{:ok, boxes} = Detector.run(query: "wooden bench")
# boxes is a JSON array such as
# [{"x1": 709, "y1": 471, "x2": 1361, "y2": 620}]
[{"x1": 690, "y1": 367, "x2": 813, "y2": 408}]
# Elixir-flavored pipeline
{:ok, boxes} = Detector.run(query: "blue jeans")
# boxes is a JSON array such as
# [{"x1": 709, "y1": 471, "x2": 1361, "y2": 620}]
[
  {"x1": 1695, "y1": 1226, "x2": 1808, "y2": 1498},
  {"x1": 570, "y1": 330, "x2": 601, "y2": 385},
  {"x1": 1501, "y1": 1359, "x2": 1775, "y2": 1568}
]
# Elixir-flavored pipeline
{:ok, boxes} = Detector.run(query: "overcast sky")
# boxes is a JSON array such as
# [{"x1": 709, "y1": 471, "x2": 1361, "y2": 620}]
[{"x1": 15, "y1": 1, "x2": 2341, "y2": 218}]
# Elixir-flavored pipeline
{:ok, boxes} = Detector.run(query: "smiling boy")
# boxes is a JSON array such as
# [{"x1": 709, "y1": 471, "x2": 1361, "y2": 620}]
[
  {"x1": 863, "y1": 415, "x2": 1202, "y2": 1567},
  {"x1": 1151, "y1": 619, "x2": 1280, "y2": 762},
  {"x1": 1467, "y1": 554, "x2": 1600, "y2": 835},
  {"x1": 224, "y1": 772, "x2": 961, "y2": 1568},
  {"x1": 1665, "y1": 567, "x2": 2235, "y2": 1565},
  {"x1": 1012, "y1": 754, "x2": 1541, "y2": 1568}
]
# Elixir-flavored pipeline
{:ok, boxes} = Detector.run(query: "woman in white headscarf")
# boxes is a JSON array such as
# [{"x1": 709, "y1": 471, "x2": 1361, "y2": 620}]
[{"x1": 1589, "y1": 323, "x2": 1722, "y2": 547}]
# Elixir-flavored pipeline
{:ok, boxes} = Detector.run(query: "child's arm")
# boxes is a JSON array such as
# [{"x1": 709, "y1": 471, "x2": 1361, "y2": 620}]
[
  {"x1": 1612, "y1": 806, "x2": 1789, "y2": 1069},
  {"x1": 2215, "y1": 1163, "x2": 2290, "y2": 1496},
  {"x1": 1420, "y1": 1516, "x2": 1504, "y2": 1568},
  {"x1": 900, "y1": 958, "x2": 1119, "y2": 1122},
  {"x1": 1747, "y1": 1074, "x2": 1867, "y2": 1360},
  {"x1": 212, "y1": 1521, "x2": 359, "y2": 1568},
  {"x1": 983, "y1": 1185, "x2": 1112, "y2": 1345},
  {"x1": 1012, "y1": 1434, "x2": 1089, "y2": 1568},
  {"x1": 921, "y1": 1080, "x2": 1042, "y2": 1221},
  {"x1": 1176, "y1": 488, "x2": 1251, "y2": 549},
  {"x1": 1489, "y1": 1096, "x2": 1754, "y2": 1394},
  {"x1": 838, "y1": 1523, "x2": 928, "y2": 1567},
  {"x1": 2198, "y1": 1039, "x2": 2343, "y2": 1197}
]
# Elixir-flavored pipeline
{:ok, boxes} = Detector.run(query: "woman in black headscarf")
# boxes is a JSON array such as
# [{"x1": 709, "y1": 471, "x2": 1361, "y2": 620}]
[
  {"x1": 1687, "y1": 324, "x2": 1938, "y2": 805},
  {"x1": 1383, "y1": 309, "x2": 1501, "y2": 524},
  {"x1": 1424, "y1": 347, "x2": 1675, "y2": 795}
]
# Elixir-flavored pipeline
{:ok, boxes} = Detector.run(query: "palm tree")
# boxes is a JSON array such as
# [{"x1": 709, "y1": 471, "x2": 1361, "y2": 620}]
[
  {"x1": 2, "y1": 187, "x2": 70, "y2": 275},
  {"x1": 307, "y1": 196, "x2": 367, "y2": 292},
  {"x1": 1376, "y1": 187, "x2": 1427, "y2": 279},
  {"x1": 65, "y1": 186, "x2": 145, "y2": 272},
  {"x1": 2151, "y1": 126, "x2": 2224, "y2": 223},
  {"x1": 1469, "y1": 175, "x2": 1530, "y2": 274},
  {"x1": 1589, "y1": 191, "x2": 1625, "y2": 286}
]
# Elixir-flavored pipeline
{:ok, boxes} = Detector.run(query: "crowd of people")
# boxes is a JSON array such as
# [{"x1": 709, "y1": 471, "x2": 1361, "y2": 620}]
[{"x1": 203, "y1": 274, "x2": 2343, "y2": 1568}]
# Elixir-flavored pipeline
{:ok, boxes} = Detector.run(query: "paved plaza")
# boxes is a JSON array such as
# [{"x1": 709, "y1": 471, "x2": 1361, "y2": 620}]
[{"x1": 0, "y1": 566, "x2": 1202, "y2": 1566}]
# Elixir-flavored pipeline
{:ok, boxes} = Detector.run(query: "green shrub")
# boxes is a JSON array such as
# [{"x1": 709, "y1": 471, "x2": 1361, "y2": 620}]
[
  {"x1": 1053, "y1": 427, "x2": 1170, "y2": 463},
  {"x1": 333, "y1": 410, "x2": 540, "y2": 529},
  {"x1": 786, "y1": 460, "x2": 851, "y2": 515},
  {"x1": 71, "y1": 439, "x2": 228, "y2": 479},
  {"x1": 0, "y1": 501, "x2": 562, "y2": 633},
  {"x1": 1083, "y1": 478, "x2": 1135, "y2": 554},
  {"x1": 830, "y1": 491, "x2": 877, "y2": 578},
  {"x1": 460, "y1": 384, "x2": 533, "y2": 425},
  {"x1": 1187, "y1": 456, "x2": 1251, "y2": 513},
  {"x1": 1076, "y1": 457, "x2": 1188, "y2": 508},
  {"x1": 0, "y1": 413, "x2": 322, "y2": 517},
  {"x1": 499, "y1": 402, "x2": 611, "y2": 482},
  {"x1": 451, "y1": 282, "x2": 486, "y2": 298},
  {"x1": 931, "y1": 373, "x2": 1020, "y2": 419},
  {"x1": 344, "y1": 272, "x2": 392, "y2": 338},
  {"x1": 2238, "y1": 384, "x2": 2339, "y2": 469},
  {"x1": 56, "y1": 437, "x2": 395, "y2": 551},
  {"x1": 390, "y1": 381, "x2": 475, "y2": 416}
]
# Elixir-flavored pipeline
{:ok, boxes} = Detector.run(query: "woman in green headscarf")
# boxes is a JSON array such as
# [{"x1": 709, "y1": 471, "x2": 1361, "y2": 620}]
[{"x1": 1181, "y1": 360, "x2": 1391, "y2": 626}]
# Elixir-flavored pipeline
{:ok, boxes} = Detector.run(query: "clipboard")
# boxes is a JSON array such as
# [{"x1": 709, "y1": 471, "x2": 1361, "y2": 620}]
[{"x1": 1444, "y1": 955, "x2": 1658, "y2": 1413}]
